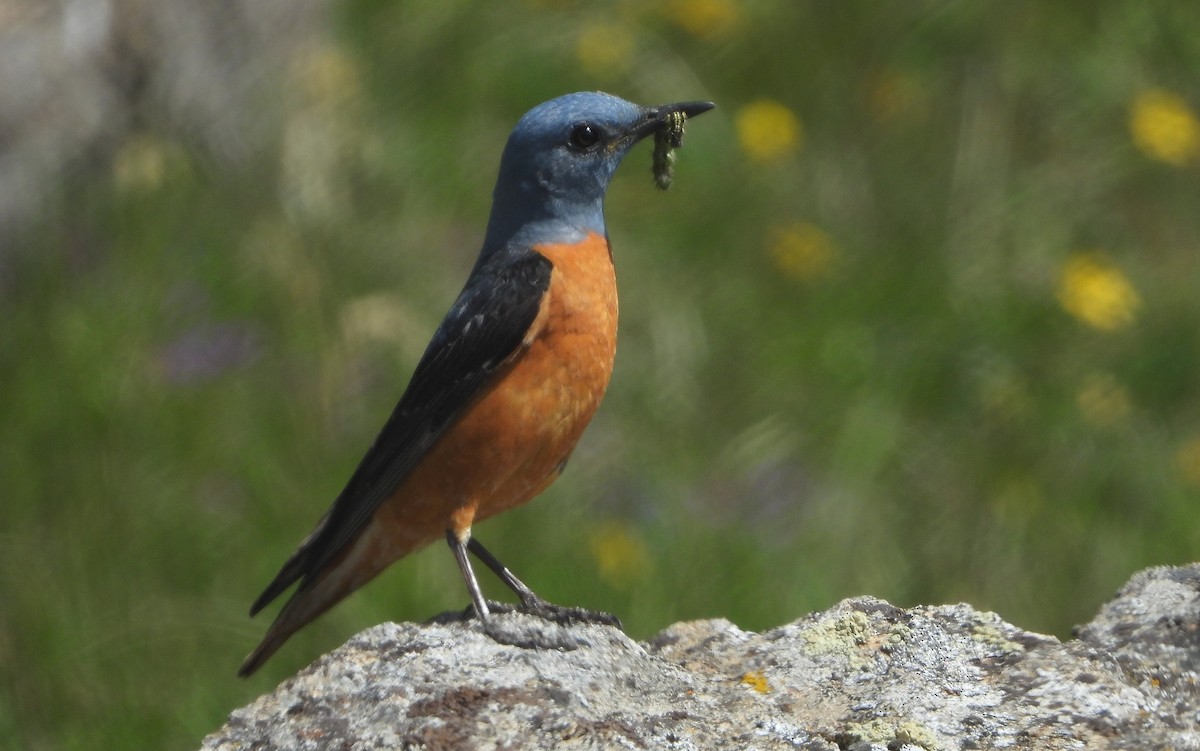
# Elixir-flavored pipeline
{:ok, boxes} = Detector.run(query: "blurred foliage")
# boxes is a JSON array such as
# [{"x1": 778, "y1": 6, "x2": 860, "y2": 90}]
[{"x1": 3, "y1": 1, "x2": 1200, "y2": 748}]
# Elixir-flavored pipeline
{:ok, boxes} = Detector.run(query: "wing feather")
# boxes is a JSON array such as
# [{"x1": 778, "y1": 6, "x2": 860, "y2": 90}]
[{"x1": 250, "y1": 247, "x2": 553, "y2": 615}]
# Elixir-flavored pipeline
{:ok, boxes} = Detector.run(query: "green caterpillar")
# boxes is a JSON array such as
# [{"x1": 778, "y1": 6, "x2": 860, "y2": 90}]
[{"x1": 653, "y1": 110, "x2": 688, "y2": 190}]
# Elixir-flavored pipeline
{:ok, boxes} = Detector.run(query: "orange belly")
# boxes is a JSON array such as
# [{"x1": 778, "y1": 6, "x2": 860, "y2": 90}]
[{"x1": 372, "y1": 231, "x2": 618, "y2": 556}]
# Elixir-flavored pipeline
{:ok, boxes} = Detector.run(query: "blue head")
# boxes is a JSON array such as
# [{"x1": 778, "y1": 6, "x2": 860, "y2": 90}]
[{"x1": 482, "y1": 92, "x2": 714, "y2": 252}]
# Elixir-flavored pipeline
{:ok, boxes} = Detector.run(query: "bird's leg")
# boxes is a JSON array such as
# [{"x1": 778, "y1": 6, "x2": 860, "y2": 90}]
[
  {"x1": 464, "y1": 536, "x2": 540, "y2": 606},
  {"x1": 466, "y1": 537, "x2": 622, "y2": 630},
  {"x1": 446, "y1": 530, "x2": 496, "y2": 624}
]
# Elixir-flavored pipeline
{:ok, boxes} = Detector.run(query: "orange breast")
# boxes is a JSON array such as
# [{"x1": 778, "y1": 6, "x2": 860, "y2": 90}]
[{"x1": 372, "y1": 231, "x2": 618, "y2": 553}]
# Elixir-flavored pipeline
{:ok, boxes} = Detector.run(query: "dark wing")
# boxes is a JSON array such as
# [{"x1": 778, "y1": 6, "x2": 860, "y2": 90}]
[{"x1": 250, "y1": 247, "x2": 553, "y2": 615}]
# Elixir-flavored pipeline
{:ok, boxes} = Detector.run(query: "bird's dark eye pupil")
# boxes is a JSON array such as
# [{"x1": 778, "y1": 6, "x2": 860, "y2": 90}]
[{"x1": 569, "y1": 123, "x2": 601, "y2": 150}]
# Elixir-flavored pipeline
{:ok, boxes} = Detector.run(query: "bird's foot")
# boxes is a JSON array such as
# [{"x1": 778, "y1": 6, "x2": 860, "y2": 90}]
[
  {"x1": 515, "y1": 595, "x2": 623, "y2": 630},
  {"x1": 439, "y1": 597, "x2": 621, "y2": 650},
  {"x1": 448, "y1": 597, "x2": 621, "y2": 630},
  {"x1": 449, "y1": 599, "x2": 516, "y2": 621},
  {"x1": 428, "y1": 600, "x2": 513, "y2": 625}
]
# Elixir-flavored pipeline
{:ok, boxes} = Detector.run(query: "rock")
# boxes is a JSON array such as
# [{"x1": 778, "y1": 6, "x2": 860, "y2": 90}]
[{"x1": 202, "y1": 565, "x2": 1200, "y2": 750}]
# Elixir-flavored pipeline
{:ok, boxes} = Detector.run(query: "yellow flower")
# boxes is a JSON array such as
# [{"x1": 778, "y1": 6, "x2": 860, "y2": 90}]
[
  {"x1": 1076, "y1": 372, "x2": 1132, "y2": 427},
  {"x1": 1129, "y1": 88, "x2": 1200, "y2": 165},
  {"x1": 1175, "y1": 436, "x2": 1200, "y2": 487},
  {"x1": 769, "y1": 222, "x2": 835, "y2": 281},
  {"x1": 588, "y1": 521, "x2": 649, "y2": 589},
  {"x1": 663, "y1": 0, "x2": 739, "y2": 38},
  {"x1": 1057, "y1": 253, "x2": 1140, "y2": 332},
  {"x1": 736, "y1": 99, "x2": 802, "y2": 163},
  {"x1": 575, "y1": 23, "x2": 634, "y2": 76},
  {"x1": 740, "y1": 670, "x2": 771, "y2": 694}
]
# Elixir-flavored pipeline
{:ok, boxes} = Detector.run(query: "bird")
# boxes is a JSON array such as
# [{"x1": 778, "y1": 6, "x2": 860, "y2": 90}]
[{"x1": 239, "y1": 91, "x2": 715, "y2": 677}]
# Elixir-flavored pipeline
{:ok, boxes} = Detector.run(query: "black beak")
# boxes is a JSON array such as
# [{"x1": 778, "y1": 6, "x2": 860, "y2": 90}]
[{"x1": 626, "y1": 100, "x2": 717, "y2": 143}]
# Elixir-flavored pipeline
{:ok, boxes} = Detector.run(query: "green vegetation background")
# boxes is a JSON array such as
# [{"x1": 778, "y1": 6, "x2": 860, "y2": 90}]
[{"x1": 4, "y1": 2, "x2": 1200, "y2": 748}]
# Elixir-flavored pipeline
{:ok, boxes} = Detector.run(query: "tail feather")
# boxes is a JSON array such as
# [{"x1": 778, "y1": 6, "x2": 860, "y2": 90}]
[
  {"x1": 249, "y1": 549, "x2": 310, "y2": 618},
  {"x1": 249, "y1": 510, "x2": 334, "y2": 617},
  {"x1": 239, "y1": 594, "x2": 310, "y2": 677},
  {"x1": 239, "y1": 524, "x2": 392, "y2": 677},
  {"x1": 239, "y1": 580, "x2": 344, "y2": 677}
]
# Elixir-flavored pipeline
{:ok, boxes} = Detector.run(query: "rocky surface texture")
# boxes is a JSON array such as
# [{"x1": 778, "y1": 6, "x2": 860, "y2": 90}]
[{"x1": 203, "y1": 565, "x2": 1200, "y2": 750}]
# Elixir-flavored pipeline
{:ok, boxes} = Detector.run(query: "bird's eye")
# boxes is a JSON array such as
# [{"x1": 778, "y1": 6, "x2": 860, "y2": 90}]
[{"x1": 568, "y1": 123, "x2": 601, "y2": 151}]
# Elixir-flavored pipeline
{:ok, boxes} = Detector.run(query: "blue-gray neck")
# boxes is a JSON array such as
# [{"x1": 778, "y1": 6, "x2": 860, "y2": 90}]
[{"x1": 480, "y1": 175, "x2": 606, "y2": 257}]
